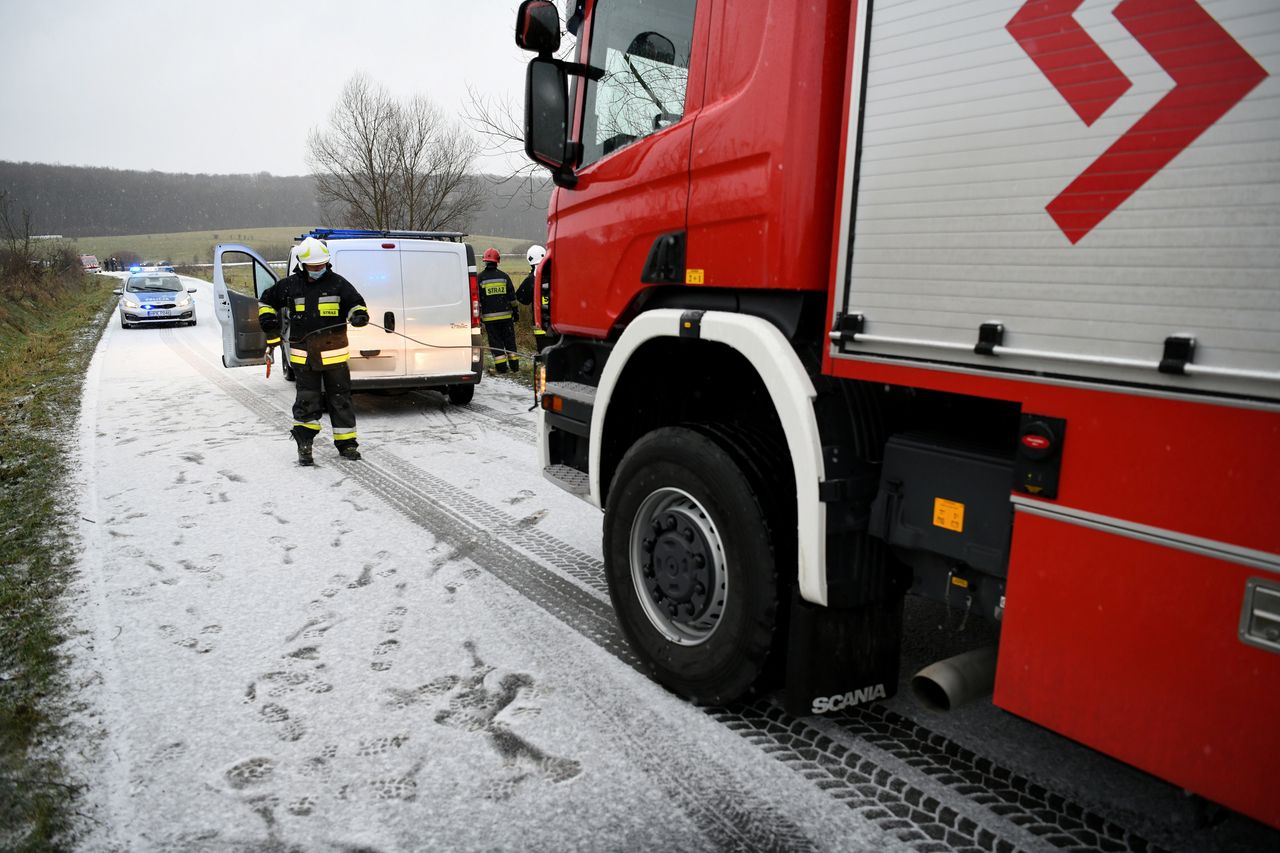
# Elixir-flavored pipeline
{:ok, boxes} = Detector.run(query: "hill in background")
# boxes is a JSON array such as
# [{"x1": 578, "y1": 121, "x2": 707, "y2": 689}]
[{"x1": 0, "y1": 161, "x2": 550, "y2": 243}]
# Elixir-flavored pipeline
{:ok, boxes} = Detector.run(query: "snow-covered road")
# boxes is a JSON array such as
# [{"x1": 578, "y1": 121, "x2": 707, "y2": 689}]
[
  {"x1": 63, "y1": 277, "x2": 893, "y2": 851},
  {"x1": 61, "y1": 275, "x2": 1280, "y2": 852}
]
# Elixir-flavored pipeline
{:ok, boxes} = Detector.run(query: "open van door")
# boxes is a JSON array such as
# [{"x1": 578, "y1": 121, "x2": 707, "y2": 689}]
[{"x1": 213, "y1": 243, "x2": 276, "y2": 368}]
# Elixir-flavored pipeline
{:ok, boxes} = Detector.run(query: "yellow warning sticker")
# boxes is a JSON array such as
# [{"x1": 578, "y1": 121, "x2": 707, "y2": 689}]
[
  {"x1": 933, "y1": 498, "x2": 965, "y2": 532},
  {"x1": 685, "y1": 268, "x2": 705, "y2": 285}
]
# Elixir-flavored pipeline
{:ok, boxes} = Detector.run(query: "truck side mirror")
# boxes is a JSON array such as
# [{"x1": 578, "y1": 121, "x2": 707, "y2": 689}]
[
  {"x1": 525, "y1": 57, "x2": 574, "y2": 186},
  {"x1": 516, "y1": 0, "x2": 561, "y2": 54}
]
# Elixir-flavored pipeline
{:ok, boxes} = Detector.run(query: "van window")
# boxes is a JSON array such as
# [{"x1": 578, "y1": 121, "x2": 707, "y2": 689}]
[{"x1": 580, "y1": 0, "x2": 696, "y2": 167}]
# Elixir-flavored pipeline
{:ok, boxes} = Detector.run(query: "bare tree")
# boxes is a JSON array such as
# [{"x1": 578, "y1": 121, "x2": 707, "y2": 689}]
[
  {"x1": 307, "y1": 74, "x2": 486, "y2": 232},
  {"x1": 462, "y1": 30, "x2": 579, "y2": 208},
  {"x1": 0, "y1": 190, "x2": 35, "y2": 283},
  {"x1": 462, "y1": 83, "x2": 552, "y2": 209}
]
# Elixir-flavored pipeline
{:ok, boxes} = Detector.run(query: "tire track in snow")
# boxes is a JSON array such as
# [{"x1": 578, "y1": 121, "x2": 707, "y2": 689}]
[
  {"x1": 413, "y1": 392, "x2": 539, "y2": 444},
  {"x1": 164, "y1": 329, "x2": 1158, "y2": 852}
]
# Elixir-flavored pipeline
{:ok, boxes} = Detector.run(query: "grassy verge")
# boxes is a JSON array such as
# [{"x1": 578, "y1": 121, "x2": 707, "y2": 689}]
[{"x1": 0, "y1": 271, "x2": 115, "y2": 850}]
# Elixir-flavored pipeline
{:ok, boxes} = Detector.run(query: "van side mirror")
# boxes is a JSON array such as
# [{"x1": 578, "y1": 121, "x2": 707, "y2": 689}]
[
  {"x1": 524, "y1": 57, "x2": 574, "y2": 187},
  {"x1": 516, "y1": 0, "x2": 560, "y2": 54},
  {"x1": 112, "y1": 288, "x2": 122, "y2": 296}
]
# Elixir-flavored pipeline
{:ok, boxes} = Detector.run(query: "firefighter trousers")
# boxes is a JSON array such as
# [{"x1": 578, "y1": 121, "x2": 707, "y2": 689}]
[
  {"x1": 484, "y1": 319, "x2": 519, "y2": 373},
  {"x1": 291, "y1": 362, "x2": 358, "y2": 449}
]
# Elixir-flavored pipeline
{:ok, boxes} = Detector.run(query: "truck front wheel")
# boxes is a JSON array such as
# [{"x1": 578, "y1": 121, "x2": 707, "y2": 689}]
[{"x1": 603, "y1": 426, "x2": 781, "y2": 704}]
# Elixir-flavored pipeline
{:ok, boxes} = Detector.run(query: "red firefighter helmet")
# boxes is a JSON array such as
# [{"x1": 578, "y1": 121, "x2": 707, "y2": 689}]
[{"x1": 482, "y1": 247, "x2": 501, "y2": 263}]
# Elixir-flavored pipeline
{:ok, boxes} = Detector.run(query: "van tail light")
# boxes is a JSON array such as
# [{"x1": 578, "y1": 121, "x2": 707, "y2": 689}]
[
  {"x1": 533, "y1": 253, "x2": 550, "y2": 332},
  {"x1": 469, "y1": 268, "x2": 481, "y2": 331}
]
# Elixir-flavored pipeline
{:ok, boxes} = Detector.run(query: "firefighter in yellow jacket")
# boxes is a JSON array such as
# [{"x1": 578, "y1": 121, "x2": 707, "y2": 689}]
[
  {"x1": 478, "y1": 247, "x2": 520, "y2": 373},
  {"x1": 258, "y1": 237, "x2": 370, "y2": 466}
]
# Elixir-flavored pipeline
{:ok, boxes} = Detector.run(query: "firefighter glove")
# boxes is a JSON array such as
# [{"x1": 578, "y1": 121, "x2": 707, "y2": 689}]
[
  {"x1": 349, "y1": 310, "x2": 369, "y2": 327},
  {"x1": 260, "y1": 313, "x2": 281, "y2": 334}
]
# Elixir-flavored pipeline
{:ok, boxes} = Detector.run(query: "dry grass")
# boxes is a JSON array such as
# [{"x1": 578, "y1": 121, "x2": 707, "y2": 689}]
[{"x1": 0, "y1": 269, "x2": 115, "y2": 849}]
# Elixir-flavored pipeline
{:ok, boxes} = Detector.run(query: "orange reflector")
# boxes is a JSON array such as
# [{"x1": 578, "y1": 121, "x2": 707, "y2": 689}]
[
  {"x1": 382, "y1": 243, "x2": 396, "y2": 249},
  {"x1": 541, "y1": 394, "x2": 563, "y2": 413}
]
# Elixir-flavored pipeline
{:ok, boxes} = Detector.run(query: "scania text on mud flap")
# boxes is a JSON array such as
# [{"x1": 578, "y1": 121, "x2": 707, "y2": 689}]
[{"x1": 516, "y1": 0, "x2": 1280, "y2": 829}]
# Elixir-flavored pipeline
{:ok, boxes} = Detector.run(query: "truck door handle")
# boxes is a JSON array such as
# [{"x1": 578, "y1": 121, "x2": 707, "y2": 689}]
[{"x1": 383, "y1": 311, "x2": 395, "y2": 333}]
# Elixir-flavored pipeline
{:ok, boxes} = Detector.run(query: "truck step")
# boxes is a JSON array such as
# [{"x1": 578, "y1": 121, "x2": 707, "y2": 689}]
[{"x1": 544, "y1": 464, "x2": 590, "y2": 497}]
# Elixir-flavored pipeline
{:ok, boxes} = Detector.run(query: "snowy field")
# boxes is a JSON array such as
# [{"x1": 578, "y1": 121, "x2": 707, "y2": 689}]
[{"x1": 58, "y1": 275, "x2": 1279, "y2": 852}]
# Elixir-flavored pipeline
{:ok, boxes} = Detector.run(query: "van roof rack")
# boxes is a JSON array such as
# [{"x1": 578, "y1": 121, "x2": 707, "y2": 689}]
[{"x1": 299, "y1": 228, "x2": 468, "y2": 242}]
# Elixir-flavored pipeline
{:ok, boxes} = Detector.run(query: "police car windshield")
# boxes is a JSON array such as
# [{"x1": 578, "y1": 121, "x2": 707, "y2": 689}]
[{"x1": 127, "y1": 275, "x2": 182, "y2": 292}]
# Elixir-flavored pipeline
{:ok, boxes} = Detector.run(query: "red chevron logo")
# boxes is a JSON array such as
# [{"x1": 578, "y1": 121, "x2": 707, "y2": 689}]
[
  {"x1": 1007, "y1": 0, "x2": 1132, "y2": 125},
  {"x1": 1009, "y1": 0, "x2": 1269, "y2": 244}
]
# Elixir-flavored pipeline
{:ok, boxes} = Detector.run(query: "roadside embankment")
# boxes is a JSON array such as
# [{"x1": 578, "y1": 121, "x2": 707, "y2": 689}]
[{"x1": 0, "y1": 268, "x2": 115, "y2": 850}]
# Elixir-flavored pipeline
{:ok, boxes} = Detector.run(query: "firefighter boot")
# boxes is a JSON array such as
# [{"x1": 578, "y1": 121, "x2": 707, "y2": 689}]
[
  {"x1": 296, "y1": 441, "x2": 315, "y2": 467},
  {"x1": 337, "y1": 444, "x2": 362, "y2": 461}
]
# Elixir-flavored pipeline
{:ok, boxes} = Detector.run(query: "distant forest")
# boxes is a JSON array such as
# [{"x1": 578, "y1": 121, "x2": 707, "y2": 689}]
[{"x1": 0, "y1": 161, "x2": 551, "y2": 242}]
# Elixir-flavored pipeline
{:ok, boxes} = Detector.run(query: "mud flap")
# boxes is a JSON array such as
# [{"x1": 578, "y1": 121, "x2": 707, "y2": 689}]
[{"x1": 784, "y1": 595, "x2": 903, "y2": 717}]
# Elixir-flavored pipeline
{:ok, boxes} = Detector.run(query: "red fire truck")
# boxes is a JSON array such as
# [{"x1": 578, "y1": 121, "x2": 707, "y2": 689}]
[{"x1": 514, "y1": 0, "x2": 1278, "y2": 827}]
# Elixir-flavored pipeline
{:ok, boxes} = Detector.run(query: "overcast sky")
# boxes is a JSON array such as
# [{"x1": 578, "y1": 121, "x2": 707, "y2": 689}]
[{"x1": 0, "y1": 0, "x2": 534, "y2": 176}]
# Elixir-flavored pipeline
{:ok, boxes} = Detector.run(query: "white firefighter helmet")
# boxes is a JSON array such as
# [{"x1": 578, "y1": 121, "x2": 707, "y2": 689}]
[
  {"x1": 526, "y1": 244, "x2": 546, "y2": 267},
  {"x1": 296, "y1": 236, "x2": 331, "y2": 267}
]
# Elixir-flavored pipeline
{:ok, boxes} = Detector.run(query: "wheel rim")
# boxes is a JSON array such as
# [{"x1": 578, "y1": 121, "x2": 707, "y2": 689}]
[{"x1": 629, "y1": 487, "x2": 727, "y2": 646}]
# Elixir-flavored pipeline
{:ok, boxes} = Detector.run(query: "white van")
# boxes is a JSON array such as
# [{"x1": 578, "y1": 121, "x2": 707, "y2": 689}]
[{"x1": 213, "y1": 229, "x2": 483, "y2": 404}]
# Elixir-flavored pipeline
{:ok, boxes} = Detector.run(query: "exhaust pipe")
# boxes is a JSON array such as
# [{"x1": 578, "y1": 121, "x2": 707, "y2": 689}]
[{"x1": 911, "y1": 645, "x2": 998, "y2": 711}]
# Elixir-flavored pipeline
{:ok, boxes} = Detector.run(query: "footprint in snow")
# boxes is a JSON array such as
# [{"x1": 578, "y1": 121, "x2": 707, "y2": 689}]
[
  {"x1": 428, "y1": 640, "x2": 581, "y2": 797},
  {"x1": 371, "y1": 639, "x2": 400, "y2": 672},
  {"x1": 381, "y1": 606, "x2": 407, "y2": 634},
  {"x1": 224, "y1": 756, "x2": 275, "y2": 790},
  {"x1": 258, "y1": 702, "x2": 305, "y2": 742}
]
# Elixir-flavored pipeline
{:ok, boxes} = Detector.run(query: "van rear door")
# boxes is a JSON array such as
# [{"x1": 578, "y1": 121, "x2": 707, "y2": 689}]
[
  {"x1": 213, "y1": 243, "x2": 274, "y2": 368},
  {"x1": 329, "y1": 241, "x2": 406, "y2": 378},
  {"x1": 400, "y1": 242, "x2": 472, "y2": 377}
]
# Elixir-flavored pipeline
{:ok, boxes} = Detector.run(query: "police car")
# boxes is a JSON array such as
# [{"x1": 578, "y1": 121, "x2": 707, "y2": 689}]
[{"x1": 113, "y1": 271, "x2": 197, "y2": 328}]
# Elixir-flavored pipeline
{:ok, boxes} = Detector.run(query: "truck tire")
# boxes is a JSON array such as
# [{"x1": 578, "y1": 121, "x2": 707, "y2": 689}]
[
  {"x1": 447, "y1": 384, "x2": 475, "y2": 405},
  {"x1": 603, "y1": 426, "x2": 781, "y2": 704}
]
